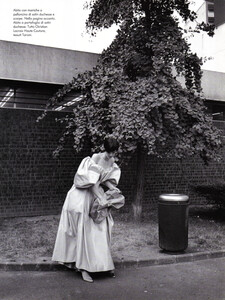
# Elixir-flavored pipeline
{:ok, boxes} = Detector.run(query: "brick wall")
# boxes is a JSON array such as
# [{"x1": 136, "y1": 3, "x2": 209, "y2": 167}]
[
  {"x1": 0, "y1": 109, "x2": 86, "y2": 217},
  {"x1": 1, "y1": 108, "x2": 225, "y2": 217},
  {"x1": 120, "y1": 147, "x2": 225, "y2": 213}
]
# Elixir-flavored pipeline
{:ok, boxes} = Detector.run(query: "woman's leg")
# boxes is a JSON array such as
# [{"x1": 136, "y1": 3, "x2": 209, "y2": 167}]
[{"x1": 108, "y1": 270, "x2": 116, "y2": 278}]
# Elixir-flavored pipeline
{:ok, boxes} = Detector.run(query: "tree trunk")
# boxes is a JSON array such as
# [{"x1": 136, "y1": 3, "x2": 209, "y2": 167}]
[{"x1": 132, "y1": 146, "x2": 146, "y2": 222}]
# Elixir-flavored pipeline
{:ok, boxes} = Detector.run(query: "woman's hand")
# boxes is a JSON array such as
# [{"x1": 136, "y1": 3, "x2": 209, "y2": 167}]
[{"x1": 112, "y1": 187, "x2": 120, "y2": 192}]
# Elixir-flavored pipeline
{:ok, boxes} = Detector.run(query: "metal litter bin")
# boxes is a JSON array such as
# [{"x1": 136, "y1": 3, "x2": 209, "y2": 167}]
[{"x1": 158, "y1": 194, "x2": 189, "y2": 252}]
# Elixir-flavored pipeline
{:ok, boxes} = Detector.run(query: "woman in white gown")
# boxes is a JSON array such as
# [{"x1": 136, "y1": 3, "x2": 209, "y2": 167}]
[{"x1": 52, "y1": 137, "x2": 124, "y2": 282}]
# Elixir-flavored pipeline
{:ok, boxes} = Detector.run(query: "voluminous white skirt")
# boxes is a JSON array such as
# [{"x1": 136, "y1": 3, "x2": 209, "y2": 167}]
[{"x1": 52, "y1": 185, "x2": 114, "y2": 272}]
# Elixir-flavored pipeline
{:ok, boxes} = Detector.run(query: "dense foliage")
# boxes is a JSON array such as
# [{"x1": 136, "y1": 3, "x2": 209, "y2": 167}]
[{"x1": 40, "y1": 0, "x2": 221, "y2": 165}]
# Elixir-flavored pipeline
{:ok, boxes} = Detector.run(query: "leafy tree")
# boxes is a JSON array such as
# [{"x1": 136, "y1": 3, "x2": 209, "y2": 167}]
[{"x1": 40, "y1": 0, "x2": 222, "y2": 221}]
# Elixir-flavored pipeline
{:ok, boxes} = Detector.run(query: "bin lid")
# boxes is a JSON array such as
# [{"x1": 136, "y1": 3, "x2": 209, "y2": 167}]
[{"x1": 159, "y1": 194, "x2": 189, "y2": 202}]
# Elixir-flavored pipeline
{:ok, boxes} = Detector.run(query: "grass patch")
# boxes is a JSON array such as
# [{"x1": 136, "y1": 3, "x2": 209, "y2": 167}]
[{"x1": 0, "y1": 206, "x2": 224, "y2": 262}]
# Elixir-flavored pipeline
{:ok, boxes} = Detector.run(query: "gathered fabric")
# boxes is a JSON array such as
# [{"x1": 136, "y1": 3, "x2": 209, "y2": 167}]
[
  {"x1": 52, "y1": 156, "x2": 124, "y2": 273},
  {"x1": 89, "y1": 189, "x2": 125, "y2": 224}
]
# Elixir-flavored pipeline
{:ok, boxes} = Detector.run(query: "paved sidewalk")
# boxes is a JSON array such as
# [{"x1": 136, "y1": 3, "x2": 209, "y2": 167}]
[
  {"x1": 1, "y1": 245, "x2": 225, "y2": 271},
  {"x1": 1, "y1": 258, "x2": 225, "y2": 300}
]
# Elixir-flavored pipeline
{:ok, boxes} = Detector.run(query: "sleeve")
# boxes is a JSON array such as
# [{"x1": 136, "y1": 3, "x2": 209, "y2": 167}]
[
  {"x1": 102, "y1": 163, "x2": 121, "y2": 186},
  {"x1": 74, "y1": 157, "x2": 101, "y2": 188},
  {"x1": 105, "y1": 189, "x2": 125, "y2": 209}
]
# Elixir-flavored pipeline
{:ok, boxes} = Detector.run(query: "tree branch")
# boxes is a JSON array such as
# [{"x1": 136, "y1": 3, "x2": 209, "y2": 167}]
[{"x1": 140, "y1": 0, "x2": 151, "y2": 22}]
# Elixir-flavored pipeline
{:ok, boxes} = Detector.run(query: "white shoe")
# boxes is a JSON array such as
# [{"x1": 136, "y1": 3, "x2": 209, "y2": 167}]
[{"x1": 81, "y1": 270, "x2": 93, "y2": 283}]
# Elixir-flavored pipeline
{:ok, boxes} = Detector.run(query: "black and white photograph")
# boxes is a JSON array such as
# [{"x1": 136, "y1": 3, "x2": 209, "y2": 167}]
[{"x1": 0, "y1": 0, "x2": 225, "y2": 299}]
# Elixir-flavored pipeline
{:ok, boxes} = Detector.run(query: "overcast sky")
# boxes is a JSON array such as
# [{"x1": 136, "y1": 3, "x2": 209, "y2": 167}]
[{"x1": 0, "y1": 0, "x2": 204, "y2": 53}]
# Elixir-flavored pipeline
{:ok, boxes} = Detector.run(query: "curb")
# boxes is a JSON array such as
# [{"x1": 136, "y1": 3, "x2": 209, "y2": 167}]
[{"x1": 0, "y1": 250, "x2": 225, "y2": 271}]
